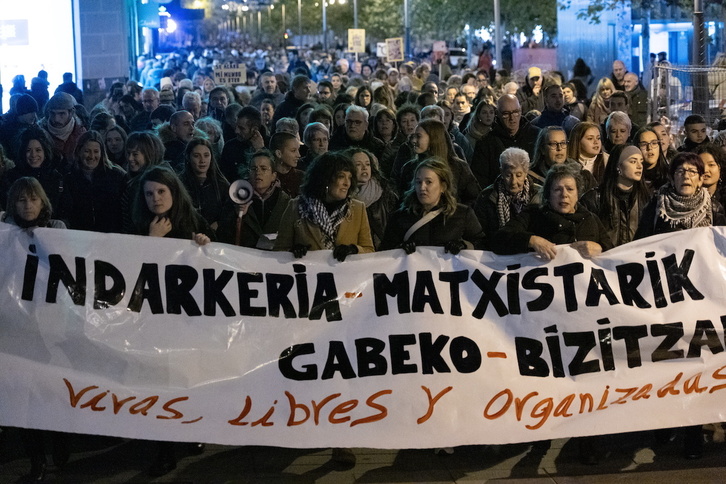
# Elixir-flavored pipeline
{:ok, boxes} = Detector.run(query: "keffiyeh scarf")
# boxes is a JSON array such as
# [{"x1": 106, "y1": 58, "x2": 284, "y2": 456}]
[
  {"x1": 655, "y1": 183, "x2": 712, "y2": 229},
  {"x1": 496, "y1": 177, "x2": 531, "y2": 228},
  {"x1": 298, "y1": 195, "x2": 349, "y2": 249}
]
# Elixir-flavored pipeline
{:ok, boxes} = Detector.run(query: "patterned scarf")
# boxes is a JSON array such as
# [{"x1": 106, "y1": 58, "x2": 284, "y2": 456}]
[
  {"x1": 496, "y1": 177, "x2": 531, "y2": 228},
  {"x1": 298, "y1": 195, "x2": 350, "y2": 249},
  {"x1": 655, "y1": 183, "x2": 712, "y2": 229}
]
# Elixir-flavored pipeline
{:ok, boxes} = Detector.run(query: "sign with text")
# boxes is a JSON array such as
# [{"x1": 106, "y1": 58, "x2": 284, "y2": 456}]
[
  {"x1": 386, "y1": 37, "x2": 404, "y2": 62},
  {"x1": 1, "y1": 224, "x2": 726, "y2": 448},
  {"x1": 348, "y1": 29, "x2": 366, "y2": 53},
  {"x1": 214, "y1": 63, "x2": 246, "y2": 86}
]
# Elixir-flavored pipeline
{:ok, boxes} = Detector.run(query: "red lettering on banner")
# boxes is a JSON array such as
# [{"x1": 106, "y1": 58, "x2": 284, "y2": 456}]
[
  {"x1": 417, "y1": 386, "x2": 453, "y2": 424},
  {"x1": 63, "y1": 378, "x2": 196, "y2": 422}
]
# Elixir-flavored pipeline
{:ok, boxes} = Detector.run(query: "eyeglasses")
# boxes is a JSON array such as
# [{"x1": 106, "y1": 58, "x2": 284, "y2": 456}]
[
  {"x1": 500, "y1": 110, "x2": 521, "y2": 119},
  {"x1": 674, "y1": 168, "x2": 700, "y2": 178},
  {"x1": 638, "y1": 141, "x2": 660, "y2": 150},
  {"x1": 547, "y1": 142, "x2": 567, "y2": 150}
]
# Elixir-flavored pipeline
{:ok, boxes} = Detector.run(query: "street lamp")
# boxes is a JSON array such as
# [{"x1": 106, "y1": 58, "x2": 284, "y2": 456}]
[{"x1": 298, "y1": 0, "x2": 303, "y2": 41}]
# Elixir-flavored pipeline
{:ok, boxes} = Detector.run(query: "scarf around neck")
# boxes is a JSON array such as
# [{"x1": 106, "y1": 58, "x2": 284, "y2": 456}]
[
  {"x1": 655, "y1": 183, "x2": 712, "y2": 229},
  {"x1": 496, "y1": 176, "x2": 530, "y2": 228},
  {"x1": 46, "y1": 116, "x2": 76, "y2": 141},
  {"x1": 355, "y1": 178, "x2": 383, "y2": 207},
  {"x1": 298, "y1": 195, "x2": 350, "y2": 249}
]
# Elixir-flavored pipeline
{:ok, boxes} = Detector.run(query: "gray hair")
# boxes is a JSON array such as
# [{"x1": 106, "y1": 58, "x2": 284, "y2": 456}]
[
  {"x1": 499, "y1": 147, "x2": 530, "y2": 172},
  {"x1": 605, "y1": 110, "x2": 631, "y2": 132},
  {"x1": 345, "y1": 104, "x2": 369, "y2": 122},
  {"x1": 195, "y1": 117, "x2": 224, "y2": 152},
  {"x1": 275, "y1": 117, "x2": 300, "y2": 136},
  {"x1": 182, "y1": 91, "x2": 201, "y2": 108},
  {"x1": 421, "y1": 105, "x2": 445, "y2": 122},
  {"x1": 303, "y1": 122, "x2": 329, "y2": 145}
]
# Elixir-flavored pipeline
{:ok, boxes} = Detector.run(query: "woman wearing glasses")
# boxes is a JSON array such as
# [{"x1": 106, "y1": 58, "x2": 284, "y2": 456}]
[
  {"x1": 635, "y1": 151, "x2": 726, "y2": 239},
  {"x1": 634, "y1": 127, "x2": 669, "y2": 191},
  {"x1": 529, "y1": 126, "x2": 597, "y2": 193}
]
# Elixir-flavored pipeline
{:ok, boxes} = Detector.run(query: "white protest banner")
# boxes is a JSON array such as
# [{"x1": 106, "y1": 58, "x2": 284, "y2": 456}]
[
  {"x1": 1, "y1": 224, "x2": 726, "y2": 449},
  {"x1": 214, "y1": 63, "x2": 246, "y2": 86}
]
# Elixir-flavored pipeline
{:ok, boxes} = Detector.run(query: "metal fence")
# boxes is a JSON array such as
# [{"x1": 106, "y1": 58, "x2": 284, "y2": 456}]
[{"x1": 651, "y1": 64, "x2": 726, "y2": 137}]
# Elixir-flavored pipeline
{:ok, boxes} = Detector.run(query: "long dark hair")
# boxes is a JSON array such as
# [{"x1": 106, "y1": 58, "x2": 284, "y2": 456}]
[
  {"x1": 132, "y1": 166, "x2": 205, "y2": 238},
  {"x1": 179, "y1": 137, "x2": 229, "y2": 203},
  {"x1": 633, "y1": 127, "x2": 669, "y2": 186},
  {"x1": 597, "y1": 144, "x2": 650, "y2": 221}
]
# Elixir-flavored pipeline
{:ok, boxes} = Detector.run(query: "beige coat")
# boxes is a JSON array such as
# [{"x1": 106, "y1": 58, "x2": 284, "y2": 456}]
[{"x1": 273, "y1": 198, "x2": 375, "y2": 254}]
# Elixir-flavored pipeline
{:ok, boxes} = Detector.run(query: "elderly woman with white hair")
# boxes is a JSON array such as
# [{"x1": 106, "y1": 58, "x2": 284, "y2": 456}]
[
  {"x1": 473, "y1": 147, "x2": 540, "y2": 249},
  {"x1": 299, "y1": 122, "x2": 329, "y2": 171},
  {"x1": 604, "y1": 110, "x2": 632, "y2": 152}
]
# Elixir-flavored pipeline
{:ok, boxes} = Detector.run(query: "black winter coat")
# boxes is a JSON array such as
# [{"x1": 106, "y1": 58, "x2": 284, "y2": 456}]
[
  {"x1": 491, "y1": 204, "x2": 613, "y2": 255},
  {"x1": 58, "y1": 164, "x2": 128, "y2": 233},
  {"x1": 380, "y1": 204, "x2": 485, "y2": 250},
  {"x1": 470, "y1": 119, "x2": 540, "y2": 190}
]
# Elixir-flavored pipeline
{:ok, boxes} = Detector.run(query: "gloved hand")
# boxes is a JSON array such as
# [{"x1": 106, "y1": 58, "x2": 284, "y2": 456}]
[
  {"x1": 400, "y1": 240, "x2": 416, "y2": 254},
  {"x1": 333, "y1": 244, "x2": 358, "y2": 262},
  {"x1": 444, "y1": 239, "x2": 467, "y2": 255},
  {"x1": 291, "y1": 244, "x2": 310, "y2": 258}
]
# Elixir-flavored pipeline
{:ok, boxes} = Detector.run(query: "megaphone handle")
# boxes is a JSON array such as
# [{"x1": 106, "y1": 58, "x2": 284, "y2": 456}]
[{"x1": 235, "y1": 216, "x2": 243, "y2": 246}]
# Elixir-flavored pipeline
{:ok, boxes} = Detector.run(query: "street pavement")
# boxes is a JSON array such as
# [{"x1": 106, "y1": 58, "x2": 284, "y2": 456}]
[{"x1": 1, "y1": 425, "x2": 725, "y2": 483}]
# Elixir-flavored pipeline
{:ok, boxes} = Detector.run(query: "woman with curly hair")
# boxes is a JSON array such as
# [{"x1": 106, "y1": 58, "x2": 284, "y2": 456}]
[{"x1": 274, "y1": 151, "x2": 374, "y2": 261}]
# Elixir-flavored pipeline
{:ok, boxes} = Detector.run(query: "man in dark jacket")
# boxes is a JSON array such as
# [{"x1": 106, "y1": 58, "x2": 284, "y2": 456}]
[
  {"x1": 0, "y1": 94, "x2": 38, "y2": 158},
  {"x1": 54, "y1": 72, "x2": 84, "y2": 105},
  {"x1": 531, "y1": 84, "x2": 580, "y2": 135},
  {"x1": 329, "y1": 105, "x2": 385, "y2": 161},
  {"x1": 271, "y1": 75, "x2": 310, "y2": 130},
  {"x1": 128, "y1": 88, "x2": 160, "y2": 133},
  {"x1": 219, "y1": 106, "x2": 266, "y2": 181},
  {"x1": 470, "y1": 95, "x2": 540, "y2": 189},
  {"x1": 249, "y1": 72, "x2": 284, "y2": 109},
  {"x1": 622, "y1": 72, "x2": 648, "y2": 128},
  {"x1": 515, "y1": 67, "x2": 544, "y2": 115}
]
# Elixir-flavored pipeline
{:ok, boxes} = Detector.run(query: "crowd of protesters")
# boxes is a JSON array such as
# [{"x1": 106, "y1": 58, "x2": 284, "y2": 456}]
[{"x1": 2, "y1": 44, "x2": 726, "y2": 480}]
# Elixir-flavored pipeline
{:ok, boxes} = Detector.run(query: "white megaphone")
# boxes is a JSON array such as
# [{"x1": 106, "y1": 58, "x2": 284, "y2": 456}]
[{"x1": 229, "y1": 179, "x2": 255, "y2": 206}]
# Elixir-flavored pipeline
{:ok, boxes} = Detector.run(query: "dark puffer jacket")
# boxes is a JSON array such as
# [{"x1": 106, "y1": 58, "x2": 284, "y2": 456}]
[{"x1": 491, "y1": 204, "x2": 613, "y2": 255}]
